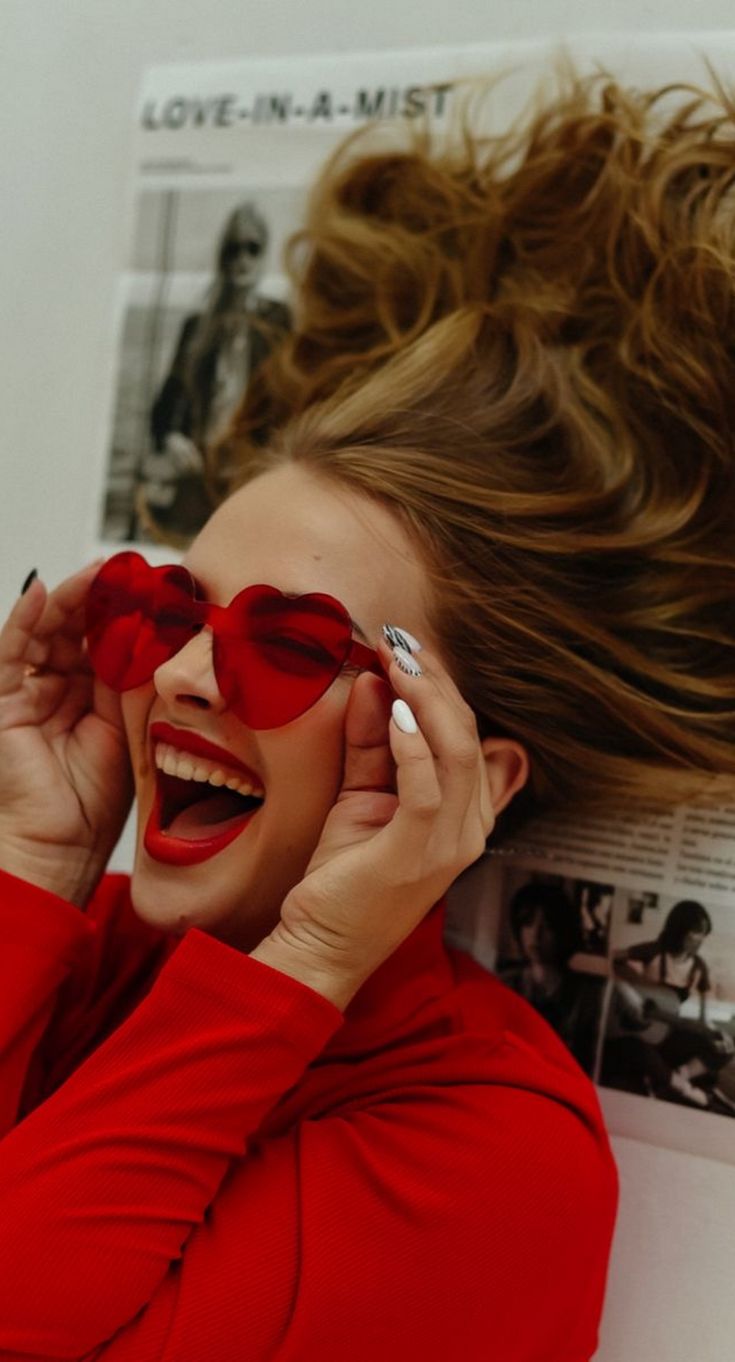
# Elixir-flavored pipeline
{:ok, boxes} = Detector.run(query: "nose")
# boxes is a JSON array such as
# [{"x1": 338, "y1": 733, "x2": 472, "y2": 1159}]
[{"x1": 152, "y1": 627, "x2": 227, "y2": 717}]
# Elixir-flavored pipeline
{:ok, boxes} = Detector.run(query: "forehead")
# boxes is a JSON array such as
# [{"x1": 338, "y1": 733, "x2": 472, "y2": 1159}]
[{"x1": 184, "y1": 463, "x2": 433, "y2": 645}]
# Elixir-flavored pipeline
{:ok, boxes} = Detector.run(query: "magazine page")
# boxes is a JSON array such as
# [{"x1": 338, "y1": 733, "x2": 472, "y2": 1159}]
[
  {"x1": 95, "y1": 46, "x2": 488, "y2": 554},
  {"x1": 446, "y1": 804, "x2": 735, "y2": 1165},
  {"x1": 90, "y1": 35, "x2": 733, "y2": 558}
]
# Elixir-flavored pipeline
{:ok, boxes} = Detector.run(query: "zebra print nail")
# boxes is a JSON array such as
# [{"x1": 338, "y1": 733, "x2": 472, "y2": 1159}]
[
  {"x1": 382, "y1": 624, "x2": 423, "y2": 654},
  {"x1": 391, "y1": 645, "x2": 423, "y2": 677}
]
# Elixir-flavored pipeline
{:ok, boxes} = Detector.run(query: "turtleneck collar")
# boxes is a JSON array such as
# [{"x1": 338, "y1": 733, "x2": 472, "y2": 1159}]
[{"x1": 319, "y1": 898, "x2": 455, "y2": 1057}]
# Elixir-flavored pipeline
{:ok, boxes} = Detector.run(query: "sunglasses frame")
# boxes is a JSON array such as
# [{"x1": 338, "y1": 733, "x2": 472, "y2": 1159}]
[{"x1": 85, "y1": 551, "x2": 385, "y2": 730}]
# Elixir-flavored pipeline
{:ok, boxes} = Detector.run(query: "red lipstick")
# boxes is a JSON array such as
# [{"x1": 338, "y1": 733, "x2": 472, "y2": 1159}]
[
  {"x1": 144, "y1": 722, "x2": 263, "y2": 867},
  {"x1": 143, "y1": 789, "x2": 259, "y2": 866},
  {"x1": 149, "y1": 721, "x2": 262, "y2": 783}
]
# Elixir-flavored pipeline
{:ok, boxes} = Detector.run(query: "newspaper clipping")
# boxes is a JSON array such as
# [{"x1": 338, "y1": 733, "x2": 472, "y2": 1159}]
[{"x1": 97, "y1": 50, "x2": 468, "y2": 551}]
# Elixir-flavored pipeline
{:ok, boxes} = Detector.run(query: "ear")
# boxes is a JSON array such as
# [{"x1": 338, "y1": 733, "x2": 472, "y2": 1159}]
[{"x1": 480, "y1": 737, "x2": 530, "y2": 817}]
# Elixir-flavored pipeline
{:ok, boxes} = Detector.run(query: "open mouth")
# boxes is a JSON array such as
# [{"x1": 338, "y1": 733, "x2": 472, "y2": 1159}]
[
  {"x1": 158, "y1": 771, "x2": 264, "y2": 838},
  {"x1": 144, "y1": 769, "x2": 265, "y2": 867}
]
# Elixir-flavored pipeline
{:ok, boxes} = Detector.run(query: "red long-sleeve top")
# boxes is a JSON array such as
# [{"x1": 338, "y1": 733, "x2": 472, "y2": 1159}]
[{"x1": 0, "y1": 867, "x2": 618, "y2": 1361}]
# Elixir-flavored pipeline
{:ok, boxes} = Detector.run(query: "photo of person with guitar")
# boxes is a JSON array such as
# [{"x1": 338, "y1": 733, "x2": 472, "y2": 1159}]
[{"x1": 608, "y1": 900, "x2": 735, "y2": 1112}]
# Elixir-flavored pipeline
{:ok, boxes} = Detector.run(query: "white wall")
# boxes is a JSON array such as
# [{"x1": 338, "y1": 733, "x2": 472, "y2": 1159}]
[{"x1": 2, "y1": 4, "x2": 735, "y2": 1359}]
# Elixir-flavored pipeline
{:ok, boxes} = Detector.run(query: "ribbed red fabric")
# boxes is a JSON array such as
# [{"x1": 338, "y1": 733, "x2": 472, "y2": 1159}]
[{"x1": 0, "y1": 867, "x2": 618, "y2": 1361}]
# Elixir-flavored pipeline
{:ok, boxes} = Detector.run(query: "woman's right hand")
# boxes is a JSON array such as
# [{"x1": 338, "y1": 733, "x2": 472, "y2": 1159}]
[{"x1": 0, "y1": 563, "x2": 135, "y2": 906}]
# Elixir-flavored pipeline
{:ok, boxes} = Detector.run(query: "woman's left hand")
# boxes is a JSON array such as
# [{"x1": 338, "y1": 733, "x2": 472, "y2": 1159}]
[{"x1": 254, "y1": 636, "x2": 494, "y2": 1007}]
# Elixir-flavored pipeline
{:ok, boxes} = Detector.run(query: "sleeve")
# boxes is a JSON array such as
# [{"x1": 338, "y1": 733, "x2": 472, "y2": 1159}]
[
  {"x1": 0, "y1": 924, "x2": 344, "y2": 1361},
  {"x1": 0, "y1": 1043, "x2": 619, "y2": 1362},
  {"x1": 0, "y1": 869, "x2": 92, "y2": 1136},
  {"x1": 149, "y1": 316, "x2": 198, "y2": 449},
  {"x1": 282, "y1": 1082, "x2": 619, "y2": 1362},
  {"x1": 0, "y1": 869, "x2": 174, "y2": 1133},
  {"x1": 145, "y1": 1088, "x2": 617, "y2": 1362}
]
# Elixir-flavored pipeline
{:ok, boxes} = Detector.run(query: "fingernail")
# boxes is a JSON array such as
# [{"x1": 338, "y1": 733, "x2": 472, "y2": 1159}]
[
  {"x1": 392, "y1": 698, "x2": 418, "y2": 733},
  {"x1": 20, "y1": 569, "x2": 38, "y2": 594},
  {"x1": 392, "y1": 645, "x2": 423, "y2": 677},
  {"x1": 383, "y1": 623, "x2": 423, "y2": 653}
]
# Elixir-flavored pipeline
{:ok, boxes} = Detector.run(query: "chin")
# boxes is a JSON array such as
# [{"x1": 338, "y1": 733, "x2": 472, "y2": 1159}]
[
  {"x1": 128, "y1": 822, "x2": 295, "y2": 954},
  {"x1": 129, "y1": 852, "x2": 220, "y2": 936}
]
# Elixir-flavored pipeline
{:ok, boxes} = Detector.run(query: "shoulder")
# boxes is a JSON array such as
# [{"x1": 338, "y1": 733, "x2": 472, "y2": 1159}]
[
  {"x1": 426, "y1": 958, "x2": 619, "y2": 1359},
  {"x1": 425, "y1": 943, "x2": 617, "y2": 1184},
  {"x1": 300, "y1": 998, "x2": 618, "y2": 1362},
  {"x1": 449, "y1": 946, "x2": 616, "y2": 1175}
]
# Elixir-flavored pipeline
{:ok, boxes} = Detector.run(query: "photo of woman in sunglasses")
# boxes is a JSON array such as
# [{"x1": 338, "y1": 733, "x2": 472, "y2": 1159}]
[
  {"x1": 2, "y1": 61, "x2": 735, "y2": 1362},
  {"x1": 141, "y1": 201, "x2": 291, "y2": 542}
]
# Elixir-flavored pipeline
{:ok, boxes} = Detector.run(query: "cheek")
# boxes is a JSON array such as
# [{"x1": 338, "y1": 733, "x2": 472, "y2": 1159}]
[{"x1": 267, "y1": 685, "x2": 350, "y2": 820}]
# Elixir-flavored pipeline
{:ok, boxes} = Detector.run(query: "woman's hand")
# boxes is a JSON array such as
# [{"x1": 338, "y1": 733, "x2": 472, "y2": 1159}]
[
  {"x1": 0, "y1": 564, "x2": 134, "y2": 906},
  {"x1": 252, "y1": 636, "x2": 495, "y2": 1007}
]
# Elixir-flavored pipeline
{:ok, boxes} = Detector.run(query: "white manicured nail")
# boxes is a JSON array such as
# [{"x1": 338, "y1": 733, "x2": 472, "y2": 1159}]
[{"x1": 392, "y1": 698, "x2": 418, "y2": 734}]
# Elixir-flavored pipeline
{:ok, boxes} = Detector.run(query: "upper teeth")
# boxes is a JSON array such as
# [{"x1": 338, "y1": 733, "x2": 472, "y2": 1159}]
[{"x1": 154, "y1": 743, "x2": 264, "y2": 797}]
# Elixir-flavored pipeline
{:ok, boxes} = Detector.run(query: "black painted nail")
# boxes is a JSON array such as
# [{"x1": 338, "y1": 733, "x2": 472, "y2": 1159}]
[{"x1": 20, "y1": 569, "x2": 38, "y2": 595}]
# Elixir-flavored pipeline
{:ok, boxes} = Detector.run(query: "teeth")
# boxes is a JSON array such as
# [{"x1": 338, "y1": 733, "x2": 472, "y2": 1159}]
[
  {"x1": 162, "y1": 749, "x2": 178, "y2": 777},
  {"x1": 154, "y1": 743, "x2": 264, "y2": 797}
]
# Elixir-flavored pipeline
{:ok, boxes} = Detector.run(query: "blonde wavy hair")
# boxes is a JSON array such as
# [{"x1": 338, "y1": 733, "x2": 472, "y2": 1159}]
[{"x1": 218, "y1": 57, "x2": 735, "y2": 827}]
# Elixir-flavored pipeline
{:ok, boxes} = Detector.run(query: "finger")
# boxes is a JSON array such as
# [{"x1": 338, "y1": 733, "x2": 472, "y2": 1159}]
[
  {"x1": 90, "y1": 674, "x2": 129, "y2": 736},
  {"x1": 15, "y1": 560, "x2": 104, "y2": 681},
  {"x1": 379, "y1": 637, "x2": 495, "y2": 863},
  {"x1": 378, "y1": 638, "x2": 481, "y2": 810},
  {"x1": 14, "y1": 665, "x2": 93, "y2": 736},
  {"x1": 387, "y1": 697, "x2": 442, "y2": 831},
  {"x1": 377, "y1": 635, "x2": 479, "y2": 741},
  {"x1": 0, "y1": 559, "x2": 106, "y2": 693},
  {"x1": 32, "y1": 560, "x2": 105, "y2": 645},
  {"x1": 340, "y1": 672, "x2": 396, "y2": 794},
  {"x1": 379, "y1": 629, "x2": 471, "y2": 713},
  {"x1": 0, "y1": 577, "x2": 50, "y2": 695}
]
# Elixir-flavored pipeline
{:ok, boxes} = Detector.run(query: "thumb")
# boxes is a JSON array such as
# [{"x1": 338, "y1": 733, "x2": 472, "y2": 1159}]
[{"x1": 340, "y1": 672, "x2": 396, "y2": 795}]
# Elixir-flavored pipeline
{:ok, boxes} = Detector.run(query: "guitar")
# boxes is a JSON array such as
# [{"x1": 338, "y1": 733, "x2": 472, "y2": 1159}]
[{"x1": 612, "y1": 972, "x2": 735, "y2": 1055}]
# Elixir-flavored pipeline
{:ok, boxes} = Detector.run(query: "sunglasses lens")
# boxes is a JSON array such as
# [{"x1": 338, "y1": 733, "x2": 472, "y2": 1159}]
[
  {"x1": 215, "y1": 588, "x2": 351, "y2": 728},
  {"x1": 85, "y1": 552, "x2": 197, "y2": 691}
]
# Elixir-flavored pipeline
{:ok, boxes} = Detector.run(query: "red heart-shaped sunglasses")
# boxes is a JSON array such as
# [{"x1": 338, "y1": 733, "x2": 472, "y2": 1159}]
[{"x1": 85, "y1": 551, "x2": 385, "y2": 729}]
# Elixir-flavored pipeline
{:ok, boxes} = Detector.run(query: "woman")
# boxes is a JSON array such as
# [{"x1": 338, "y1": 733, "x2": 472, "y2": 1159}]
[
  {"x1": 613, "y1": 901, "x2": 735, "y2": 1108},
  {"x1": 2, "y1": 61, "x2": 735, "y2": 1359},
  {"x1": 498, "y1": 881, "x2": 604, "y2": 1075},
  {"x1": 614, "y1": 899, "x2": 713, "y2": 1005},
  {"x1": 143, "y1": 201, "x2": 291, "y2": 540}
]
